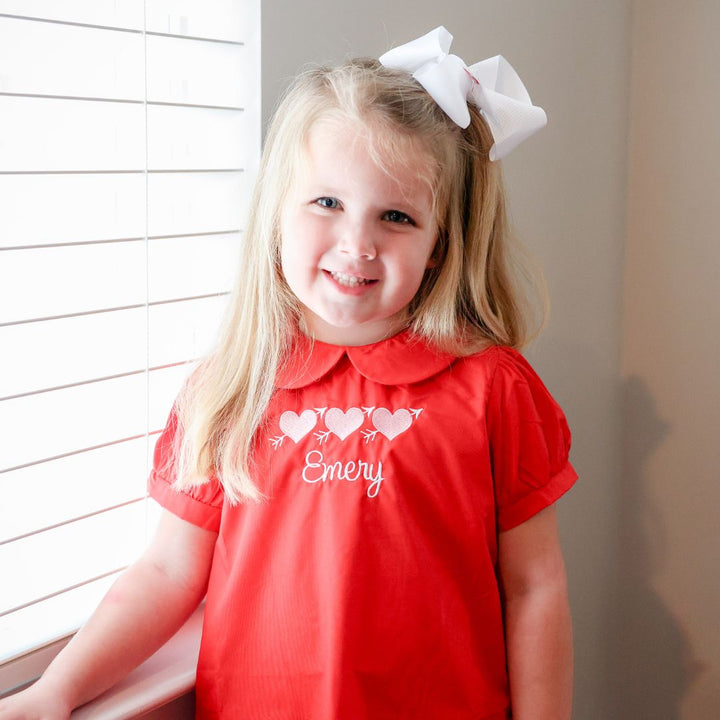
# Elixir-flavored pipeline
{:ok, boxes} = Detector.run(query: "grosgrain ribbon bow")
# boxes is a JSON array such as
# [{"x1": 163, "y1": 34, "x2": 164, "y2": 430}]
[{"x1": 379, "y1": 26, "x2": 547, "y2": 160}]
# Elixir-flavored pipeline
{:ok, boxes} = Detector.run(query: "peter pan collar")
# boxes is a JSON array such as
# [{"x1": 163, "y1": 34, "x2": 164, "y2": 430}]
[{"x1": 276, "y1": 330, "x2": 457, "y2": 389}]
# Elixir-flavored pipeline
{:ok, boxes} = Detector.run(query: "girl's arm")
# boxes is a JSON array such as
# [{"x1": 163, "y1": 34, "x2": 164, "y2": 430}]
[
  {"x1": 498, "y1": 505, "x2": 573, "y2": 720},
  {"x1": 0, "y1": 509, "x2": 217, "y2": 720}
]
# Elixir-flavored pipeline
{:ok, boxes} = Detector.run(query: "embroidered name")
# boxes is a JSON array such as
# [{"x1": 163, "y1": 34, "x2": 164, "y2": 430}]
[{"x1": 301, "y1": 450, "x2": 384, "y2": 498}]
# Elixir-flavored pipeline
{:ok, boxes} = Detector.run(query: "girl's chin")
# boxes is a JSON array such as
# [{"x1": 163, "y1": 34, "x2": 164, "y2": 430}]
[{"x1": 299, "y1": 310, "x2": 409, "y2": 346}]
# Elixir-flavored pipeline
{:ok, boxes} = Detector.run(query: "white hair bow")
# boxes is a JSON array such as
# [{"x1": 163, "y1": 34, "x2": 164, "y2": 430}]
[{"x1": 379, "y1": 26, "x2": 547, "y2": 160}]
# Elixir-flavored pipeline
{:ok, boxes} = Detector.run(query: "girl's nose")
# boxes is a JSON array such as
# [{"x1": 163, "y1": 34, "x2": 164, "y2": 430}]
[{"x1": 338, "y1": 220, "x2": 377, "y2": 260}]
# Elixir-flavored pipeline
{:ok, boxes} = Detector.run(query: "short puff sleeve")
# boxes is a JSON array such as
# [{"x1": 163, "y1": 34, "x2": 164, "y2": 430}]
[
  {"x1": 487, "y1": 348, "x2": 577, "y2": 531},
  {"x1": 148, "y1": 408, "x2": 224, "y2": 533}
]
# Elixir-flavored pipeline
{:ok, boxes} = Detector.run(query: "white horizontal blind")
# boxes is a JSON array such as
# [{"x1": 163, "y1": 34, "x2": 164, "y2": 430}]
[{"x1": 0, "y1": 0, "x2": 260, "y2": 666}]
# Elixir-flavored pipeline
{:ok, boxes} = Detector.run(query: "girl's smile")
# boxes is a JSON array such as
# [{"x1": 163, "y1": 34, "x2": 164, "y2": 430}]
[
  {"x1": 325, "y1": 269, "x2": 377, "y2": 289},
  {"x1": 279, "y1": 118, "x2": 438, "y2": 346}
]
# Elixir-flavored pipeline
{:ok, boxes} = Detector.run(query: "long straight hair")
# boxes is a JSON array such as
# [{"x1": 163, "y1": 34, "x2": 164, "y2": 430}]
[{"x1": 171, "y1": 59, "x2": 547, "y2": 503}]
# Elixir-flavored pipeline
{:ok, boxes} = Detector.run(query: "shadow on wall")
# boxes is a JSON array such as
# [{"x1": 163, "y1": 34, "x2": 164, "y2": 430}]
[{"x1": 612, "y1": 377, "x2": 701, "y2": 719}]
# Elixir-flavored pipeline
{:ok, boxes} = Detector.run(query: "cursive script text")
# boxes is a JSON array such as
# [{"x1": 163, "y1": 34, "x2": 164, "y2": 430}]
[{"x1": 301, "y1": 450, "x2": 384, "y2": 498}]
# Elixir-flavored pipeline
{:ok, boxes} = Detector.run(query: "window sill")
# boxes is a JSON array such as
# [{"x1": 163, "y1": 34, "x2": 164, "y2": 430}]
[
  {"x1": 0, "y1": 605, "x2": 203, "y2": 720},
  {"x1": 70, "y1": 604, "x2": 203, "y2": 720}
]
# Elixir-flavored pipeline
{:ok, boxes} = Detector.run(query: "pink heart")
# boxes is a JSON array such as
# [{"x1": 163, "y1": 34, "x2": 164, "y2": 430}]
[
  {"x1": 372, "y1": 408, "x2": 412, "y2": 441},
  {"x1": 279, "y1": 410, "x2": 317, "y2": 443},
  {"x1": 325, "y1": 407, "x2": 364, "y2": 440}
]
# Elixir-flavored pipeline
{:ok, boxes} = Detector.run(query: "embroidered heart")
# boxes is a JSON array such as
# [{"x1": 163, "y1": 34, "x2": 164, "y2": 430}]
[
  {"x1": 325, "y1": 407, "x2": 364, "y2": 440},
  {"x1": 372, "y1": 408, "x2": 412, "y2": 441},
  {"x1": 279, "y1": 410, "x2": 317, "y2": 443}
]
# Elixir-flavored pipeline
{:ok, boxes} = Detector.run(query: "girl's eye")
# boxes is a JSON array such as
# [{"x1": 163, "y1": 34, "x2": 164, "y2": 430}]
[
  {"x1": 383, "y1": 209, "x2": 414, "y2": 225},
  {"x1": 315, "y1": 197, "x2": 340, "y2": 209}
]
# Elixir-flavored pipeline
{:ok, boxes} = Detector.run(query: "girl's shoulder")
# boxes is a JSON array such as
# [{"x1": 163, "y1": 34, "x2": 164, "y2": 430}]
[
  {"x1": 465, "y1": 346, "x2": 576, "y2": 530},
  {"x1": 456, "y1": 342, "x2": 539, "y2": 383},
  {"x1": 456, "y1": 343, "x2": 570, "y2": 429},
  {"x1": 148, "y1": 406, "x2": 225, "y2": 531}
]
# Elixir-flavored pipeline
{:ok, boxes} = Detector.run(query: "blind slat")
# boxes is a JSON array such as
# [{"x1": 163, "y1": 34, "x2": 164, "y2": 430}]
[
  {"x1": 0, "y1": 308, "x2": 147, "y2": 397},
  {"x1": 0, "y1": 172, "x2": 248, "y2": 245},
  {"x1": 0, "y1": 572, "x2": 121, "y2": 664},
  {"x1": 147, "y1": 171, "x2": 249, "y2": 236},
  {"x1": 145, "y1": 0, "x2": 250, "y2": 43},
  {"x1": 0, "y1": 233, "x2": 237, "y2": 326},
  {"x1": 148, "y1": 232, "x2": 238, "y2": 301},
  {"x1": 148, "y1": 364, "x2": 195, "y2": 427},
  {"x1": 0, "y1": 97, "x2": 145, "y2": 172},
  {"x1": 0, "y1": 175, "x2": 145, "y2": 248},
  {"x1": 147, "y1": 105, "x2": 248, "y2": 170},
  {"x1": 0, "y1": 0, "x2": 253, "y2": 43},
  {"x1": 0, "y1": 438, "x2": 148, "y2": 543},
  {"x1": 149, "y1": 294, "x2": 227, "y2": 367},
  {"x1": 0, "y1": 242, "x2": 147, "y2": 325},
  {"x1": 146, "y1": 34, "x2": 247, "y2": 107},
  {"x1": 0, "y1": 376, "x2": 148, "y2": 471},
  {"x1": 0, "y1": 2, "x2": 143, "y2": 31},
  {"x1": 0, "y1": 17, "x2": 144, "y2": 100},
  {"x1": 0, "y1": 366, "x2": 190, "y2": 472},
  {"x1": 0, "y1": 297, "x2": 223, "y2": 398},
  {"x1": 0, "y1": 503, "x2": 147, "y2": 615}
]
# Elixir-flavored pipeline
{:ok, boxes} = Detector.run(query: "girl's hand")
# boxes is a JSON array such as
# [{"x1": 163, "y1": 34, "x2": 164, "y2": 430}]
[
  {"x1": 0, "y1": 510, "x2": 216, "y2": 720},
  {"x1": 0, "y1": 682, "x2": 71, "y2": 720}
]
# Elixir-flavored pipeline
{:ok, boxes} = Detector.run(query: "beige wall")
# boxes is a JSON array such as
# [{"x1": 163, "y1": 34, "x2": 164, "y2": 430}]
[
  {"x1": 619, "y1": 1, "x2": 720, "y2": 718},
  {"x1": 263, "y1": 3, "x2": 630, "y2": 718}
]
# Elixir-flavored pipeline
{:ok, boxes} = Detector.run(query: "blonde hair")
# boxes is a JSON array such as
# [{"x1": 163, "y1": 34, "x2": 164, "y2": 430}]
[{"x1": 172, "y1": 58, "x2": 547, "y2": 503}]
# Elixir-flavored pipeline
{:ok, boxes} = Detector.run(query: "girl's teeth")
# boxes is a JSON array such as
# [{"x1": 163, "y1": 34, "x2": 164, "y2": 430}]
[{"x1": 330, "y1": 271, "x2": 371, "y2": 287}]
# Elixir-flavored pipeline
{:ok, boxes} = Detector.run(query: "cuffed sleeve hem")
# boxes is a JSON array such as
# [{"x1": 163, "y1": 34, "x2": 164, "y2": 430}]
[
  {"x1": 497, "y1": 461, "x2": 578, "y2": 532},
  {"x1": 149, "y1": 471, "x2": 222, "y2": 533}
]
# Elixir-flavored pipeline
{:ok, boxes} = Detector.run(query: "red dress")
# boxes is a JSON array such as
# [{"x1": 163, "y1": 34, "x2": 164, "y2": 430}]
[{"x1": 149, "y1": 331, "x2": 577, "y2": 719}]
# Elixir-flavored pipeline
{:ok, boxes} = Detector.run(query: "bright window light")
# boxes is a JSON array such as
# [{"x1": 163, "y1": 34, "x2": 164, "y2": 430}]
[{"x1": 0, "y1": 0, "x2": 260, "y2": 669}]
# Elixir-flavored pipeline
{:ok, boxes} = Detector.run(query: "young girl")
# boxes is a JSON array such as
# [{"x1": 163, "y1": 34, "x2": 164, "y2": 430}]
[{"x1": 0, "y1": 27, "x2": 576, "y2": 720}]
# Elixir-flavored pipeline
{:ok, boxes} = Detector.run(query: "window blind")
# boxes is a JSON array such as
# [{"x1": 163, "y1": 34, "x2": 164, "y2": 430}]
[{"x1": 0, "y1": 0, "x2": 260, "y2": 666}]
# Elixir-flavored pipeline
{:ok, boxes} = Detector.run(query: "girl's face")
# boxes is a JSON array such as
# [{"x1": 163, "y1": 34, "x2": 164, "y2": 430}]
[{"x1": 280, "y1": 119, "x2": 438, "y2": 346}]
